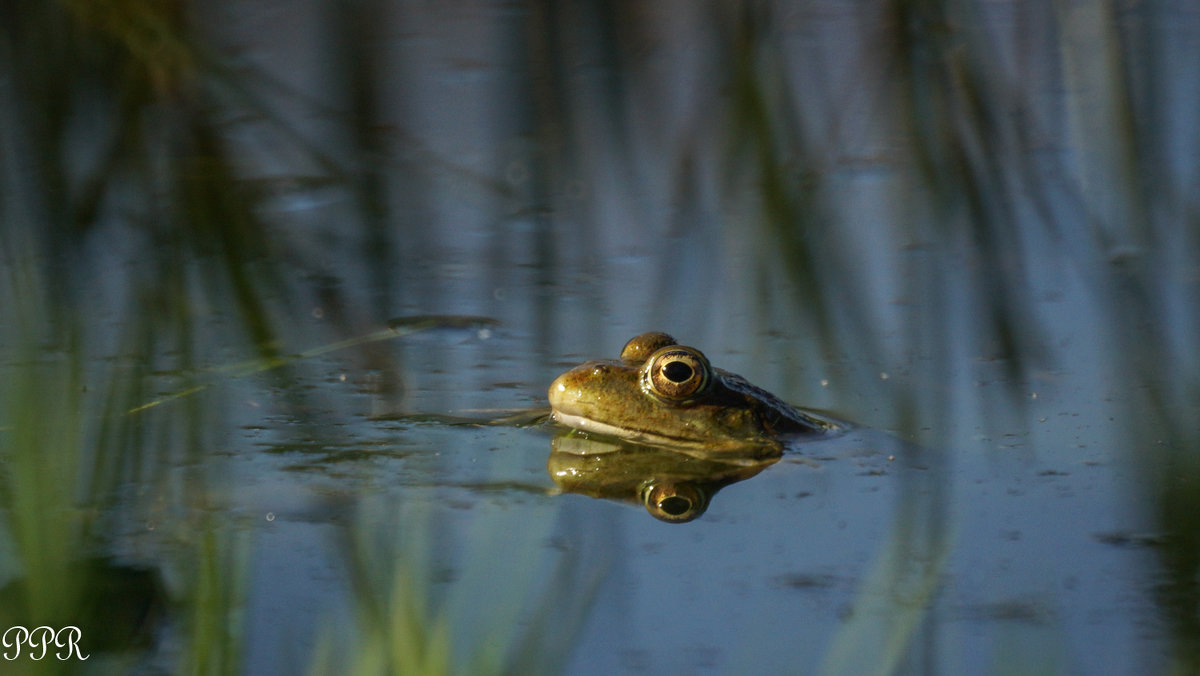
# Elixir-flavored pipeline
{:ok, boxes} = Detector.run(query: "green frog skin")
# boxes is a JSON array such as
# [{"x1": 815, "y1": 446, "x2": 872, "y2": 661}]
[{"x1": 549, "y1": 332, "x2": 835, "y2": 452}]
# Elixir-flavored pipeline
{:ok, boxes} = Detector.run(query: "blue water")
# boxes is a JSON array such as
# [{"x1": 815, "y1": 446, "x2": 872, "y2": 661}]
[{"x1": 2, "y1": 1, "x2": 1197, "y2": 674}]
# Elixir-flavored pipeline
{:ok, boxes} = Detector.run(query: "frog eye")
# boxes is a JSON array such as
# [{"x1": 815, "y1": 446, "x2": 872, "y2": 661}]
[
  {"x1": 644, "y1": 347, "x2": 711, "y2": 400},
  {"x1": 642, "y1": 482, "x2": 709, "y2": 523}
]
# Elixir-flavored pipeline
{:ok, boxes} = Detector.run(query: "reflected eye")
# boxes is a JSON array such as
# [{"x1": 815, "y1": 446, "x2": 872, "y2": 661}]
[
  {"x1": 644, "y1": 347, "x2": 711, "y2": 400},
  {"x1": 642, "y1": 482, "x2": 708, "y2": 523}
]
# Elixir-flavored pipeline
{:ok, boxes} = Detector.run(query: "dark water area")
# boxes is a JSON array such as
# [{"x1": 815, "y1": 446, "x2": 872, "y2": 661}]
[{"x1": 1, "y1": 1, "x2": 1198, "y2": 674}]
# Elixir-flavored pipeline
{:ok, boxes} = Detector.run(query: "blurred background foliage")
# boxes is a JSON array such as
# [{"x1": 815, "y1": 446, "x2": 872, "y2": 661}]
[{"x1": 1, "y1": 0, "x2": 1198, "y2": 673}]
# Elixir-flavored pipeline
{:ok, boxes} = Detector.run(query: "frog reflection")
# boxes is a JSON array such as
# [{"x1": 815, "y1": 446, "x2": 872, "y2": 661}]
[
  {"x1": 547, "y1": 332, "x2": 844, "y2": 521},
  {"x1": 549, "y1": 332, "x2": 836, "y2": 454},
  {"x1": 548, "y1": 431, "x2": 777, "y2": 523}
]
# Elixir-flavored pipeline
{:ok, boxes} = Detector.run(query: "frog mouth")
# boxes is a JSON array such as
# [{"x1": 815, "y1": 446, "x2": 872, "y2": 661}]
[
  {"x1": 549, "y1": 409, "x2": 677, "y2": 445},
  {"x1": 548, "y1": 409, "x2": 777, "y2": 458}
]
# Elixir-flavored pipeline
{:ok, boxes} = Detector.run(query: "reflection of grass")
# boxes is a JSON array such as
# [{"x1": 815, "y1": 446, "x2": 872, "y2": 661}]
[
  {"x1": 4, "y1": 2, "x2": 552, "y2": 674},
  {"x1": 0, "y1": 256, "x2": 247, "y2": 672},
  {"x1": 819, "y1": 523, "x2": 955, "y2": 676},
  {"x1": 310, "y1": 526, "x2": 454, "y2": 675},
  {"x1": 0, "y1": 327, "x2": 89, "y2": 664},
  {"x1": 180, "y1": 519, "x2": 250, "y2": 676},
  {"x1": 718, "y1": 1, "x2": 1199, "y2": 671},
  {"x1": 127, "y1": 316, "x2": 497, "y2": 415},
  {"x1": 309, "y1": 496, "x2": 609, "y2": 676},
  {"x1": 0, "y1": 252, "x2": 91, "y2": 675},
  {"x1": 4, "y1": 1, "x2": 1199, "y2": 674}
]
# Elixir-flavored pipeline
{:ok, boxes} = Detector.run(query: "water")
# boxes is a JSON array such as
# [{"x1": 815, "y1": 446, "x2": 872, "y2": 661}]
[{"x1": 1, "y1": 1, "x2": 1198, "y2": 674}]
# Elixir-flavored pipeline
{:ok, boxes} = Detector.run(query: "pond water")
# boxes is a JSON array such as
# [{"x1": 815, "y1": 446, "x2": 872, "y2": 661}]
[{"x1": 1, "y1": 1, "x2": 1198, "y2": 674}]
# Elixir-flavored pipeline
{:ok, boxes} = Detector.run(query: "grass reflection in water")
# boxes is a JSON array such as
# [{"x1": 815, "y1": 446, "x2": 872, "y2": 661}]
[{"x1": 1, "y1": 0, "x2": 1198, "y2": 673}]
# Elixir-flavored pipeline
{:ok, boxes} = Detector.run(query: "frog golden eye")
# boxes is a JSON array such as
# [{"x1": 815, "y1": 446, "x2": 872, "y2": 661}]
[
  {"x1": 644, "y1": 347, "x2": 711, "y2": 400},
  {"x1": 642, "y1": 482, "x2": 709, "y2": 523}
]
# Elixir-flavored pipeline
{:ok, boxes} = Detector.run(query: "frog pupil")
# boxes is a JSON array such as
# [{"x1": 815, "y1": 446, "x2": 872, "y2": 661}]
[
  {"x1": 662, "y1": 361, "x2": 693, "y2": 383},
  {"x1": 658, "y1": 495, "x2": 692, "y2": 516}
]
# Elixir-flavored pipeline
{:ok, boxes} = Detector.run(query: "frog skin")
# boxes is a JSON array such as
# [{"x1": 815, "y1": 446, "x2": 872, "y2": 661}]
[
  {"x1": 548, "y1": 431, "x2": 775, "y2": 523},
  {"x1": 548, "y1": 332, "x2": 835, "y2": 453}
]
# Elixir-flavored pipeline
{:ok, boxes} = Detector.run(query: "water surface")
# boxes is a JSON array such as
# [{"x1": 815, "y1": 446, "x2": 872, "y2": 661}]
[{"x1": 1, "y1": 1, "x2": 1197, "y2": 674}]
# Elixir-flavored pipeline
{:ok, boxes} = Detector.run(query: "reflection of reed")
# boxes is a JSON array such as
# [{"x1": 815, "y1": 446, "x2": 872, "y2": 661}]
[
  {"x1": 2, "y1": 0, "x2": 1198, "y2": 672},
  {"x1": 310, "y1": 494, "x2": 612, "y2": 675}
]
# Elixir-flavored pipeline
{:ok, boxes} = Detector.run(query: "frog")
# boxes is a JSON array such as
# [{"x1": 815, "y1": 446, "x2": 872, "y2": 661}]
[
  {"x1": 548, "y1": 431, "x2": 776, "y2": 523},
  {"x1": 548, "y1": 332, "x2": 836, "y2": 453}
]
